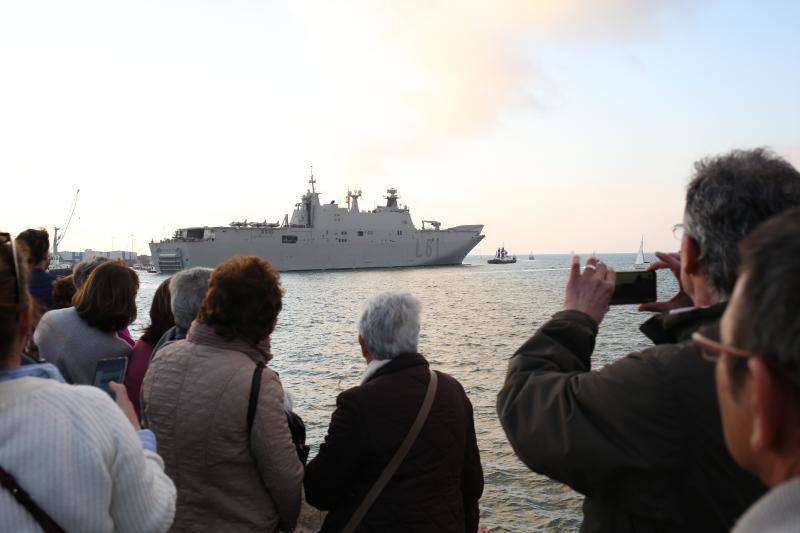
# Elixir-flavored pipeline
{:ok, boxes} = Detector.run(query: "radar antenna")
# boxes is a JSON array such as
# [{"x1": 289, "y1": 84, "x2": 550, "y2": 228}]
[{"x1": 309, "y1": 164, "x2": 316, "y2": 194}]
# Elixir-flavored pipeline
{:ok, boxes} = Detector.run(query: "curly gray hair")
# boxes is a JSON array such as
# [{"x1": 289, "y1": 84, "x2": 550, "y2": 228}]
[
  {"x1": 684, "y1": 148, "x2": 800, "y2": 298},
  {"x1": 169, "y1": 267, "x2": 213, "y2": 329},
  {"x1": 358, "y1": 292, "x2": 421, "y2": 360}
]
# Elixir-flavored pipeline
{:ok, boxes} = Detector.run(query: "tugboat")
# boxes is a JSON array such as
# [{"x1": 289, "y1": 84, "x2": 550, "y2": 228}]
[
  {"x1": 528, "y1": 251, "x2": 535, "y2": 260},
  {"x1": 488, "y1": 246, "x2": 516, "y2": 264}
]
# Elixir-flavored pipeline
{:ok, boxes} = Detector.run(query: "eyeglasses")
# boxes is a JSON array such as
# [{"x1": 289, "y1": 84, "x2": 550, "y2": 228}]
[
  {"x1": 672, "y1": 223, "x2": 686, "y2": 241},
  {"x1": 694, "y1": 331, "x2": 800, "y2": 389},
  {"x1": 692, "y1": 331, "x2": 758, "y2": 363},
  {"x1": 0, "y1": 232, "x2": 22, "y2": 304}
]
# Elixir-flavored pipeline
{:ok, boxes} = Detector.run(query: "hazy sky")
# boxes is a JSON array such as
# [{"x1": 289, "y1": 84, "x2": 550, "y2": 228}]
[{"x1": 2, "y1": 0, "x2": 799, "y2": 255}]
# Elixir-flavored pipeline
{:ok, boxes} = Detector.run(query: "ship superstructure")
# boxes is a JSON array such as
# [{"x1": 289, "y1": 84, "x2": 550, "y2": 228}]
[{"x1": 149, "y1": 172, "x2": 484, "y2": 272}]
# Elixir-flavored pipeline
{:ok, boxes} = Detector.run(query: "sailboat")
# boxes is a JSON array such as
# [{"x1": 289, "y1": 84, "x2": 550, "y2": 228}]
[{"x1": 634, "y1": 236, "x2": 649, "y2": 268}]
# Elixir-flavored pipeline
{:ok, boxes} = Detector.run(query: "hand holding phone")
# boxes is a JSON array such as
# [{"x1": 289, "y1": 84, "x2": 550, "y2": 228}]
[{"x1": 93, "y1": 357, "x2": 128, "y2": 399}]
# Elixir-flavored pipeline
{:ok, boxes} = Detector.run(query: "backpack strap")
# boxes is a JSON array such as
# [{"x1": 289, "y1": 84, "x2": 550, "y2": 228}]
[
  {"x1": 342, "y1": 369, "x2": 438, "y2": 533},
  {"x1": 247, "y1": 361, "x2": 266, "y2": 435},
  {"x1": 0, "y1": 465, "x2": 66, "y2": 533}
]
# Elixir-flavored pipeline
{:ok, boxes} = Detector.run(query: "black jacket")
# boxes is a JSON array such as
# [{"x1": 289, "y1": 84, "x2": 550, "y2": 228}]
[
  {"x1": 496, "y1": 305, "x2": 766, "y2": 532},
  {"x1": 305, "y1": 353, "x2": 484, "y2": 532}
]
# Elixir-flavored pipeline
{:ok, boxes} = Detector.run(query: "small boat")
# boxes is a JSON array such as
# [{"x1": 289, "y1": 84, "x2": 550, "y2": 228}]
[
  {"x1": 634, "y1": 236, "x2": 649, "y2": 268},
  {"x1": 488, "y1": 246, "x2": 516, "y2": 264},
  {"x1": 528, "y1": 251, "x2": 535, "y2": 260}
]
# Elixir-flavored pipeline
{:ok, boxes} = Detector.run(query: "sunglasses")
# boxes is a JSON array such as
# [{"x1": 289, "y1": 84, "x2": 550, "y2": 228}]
[{"x1": 0, "y1": 232, "x2": 22, "y2": 305}]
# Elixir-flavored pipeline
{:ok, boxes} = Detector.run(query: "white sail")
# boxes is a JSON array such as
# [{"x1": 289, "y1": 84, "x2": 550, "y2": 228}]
[{"x1": 635, "y1": 236, "x2": 646, "y2": 266}]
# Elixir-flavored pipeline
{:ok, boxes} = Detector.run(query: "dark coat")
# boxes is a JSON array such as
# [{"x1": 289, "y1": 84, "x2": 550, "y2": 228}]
[
  {"x1": 305, "y1": 353, "x2": 484, "y2": 532},
  {"x1": 497, "y1": 305, "x2": 766, "y2": 533}
]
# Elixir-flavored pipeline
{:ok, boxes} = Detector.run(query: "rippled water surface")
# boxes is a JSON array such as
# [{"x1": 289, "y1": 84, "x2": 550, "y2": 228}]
[{"x1": 132, "y1": 253, "x2": 677, "y2": 532}]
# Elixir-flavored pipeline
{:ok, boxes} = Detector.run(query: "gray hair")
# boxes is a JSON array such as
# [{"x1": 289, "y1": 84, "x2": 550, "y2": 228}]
[
  {"x1": 72, "y1": 256, "x2": 109, "y2": 289},
  {"x1": 358, "y1": 292, "x2": 421, "y2": 360},
  {"x1": 684, "y1": 147, "x2": 800, "y2": 298},
  {"x1": 169, "y1": 267, "x2": 213, "y2": 329}
]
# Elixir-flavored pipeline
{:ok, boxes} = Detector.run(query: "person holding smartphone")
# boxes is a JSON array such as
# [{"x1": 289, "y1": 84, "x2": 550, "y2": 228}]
[
  {"x1": 0, "y1": 232, "x2": 176, "y2": 532},
  {"x1": 497, "y1": 148, "x2": 800, "y2": 532}
]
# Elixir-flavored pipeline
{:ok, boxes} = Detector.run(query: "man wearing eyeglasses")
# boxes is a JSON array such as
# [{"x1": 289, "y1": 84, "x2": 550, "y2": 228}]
[
  {"x1": 693, "y1": 207, "x2": 800, "y2": 532},
  {"x1": 497, "y1": 148, "x2": 800, "y2": 532}
]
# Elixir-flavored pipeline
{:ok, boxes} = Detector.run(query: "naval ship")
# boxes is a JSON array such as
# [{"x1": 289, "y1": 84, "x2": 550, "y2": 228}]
[{"x1": 149, "y1": 173, "x2": 484, "y2": 272}]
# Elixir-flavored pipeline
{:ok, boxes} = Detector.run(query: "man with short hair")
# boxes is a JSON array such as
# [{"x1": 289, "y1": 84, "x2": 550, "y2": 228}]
[
  {"x1": 497, "y1": 148, "x2": 800, "y2": 532},
  {"x1": 305, "y1": 292, "x2": 484, "y2": 532},
  {"x1": 695, "y1": 207, "x2": 800, "y2": 532},
  {"x1": 151, "y1": 267, "x2": 212, "y2": 357}
]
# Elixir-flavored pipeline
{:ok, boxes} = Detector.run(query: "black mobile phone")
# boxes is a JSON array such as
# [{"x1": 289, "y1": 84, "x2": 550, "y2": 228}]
[
  {"x1": 610, "y1": 269, "x2": 657, "y2": 306},
  {"x1": 93, "y1": 357, "x2": 129, "y2": 398}
]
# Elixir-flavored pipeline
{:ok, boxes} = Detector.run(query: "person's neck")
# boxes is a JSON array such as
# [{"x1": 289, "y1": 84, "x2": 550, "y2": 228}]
[
  {"x1": 756, "y1": 453, "x2": 800, "y2": 488},
  {"x1": 689, "y1": 275, "x2": 721, "y2": 308},
  {"x1": 0, "y1": 350, "x2": 22, "y2": 371}
]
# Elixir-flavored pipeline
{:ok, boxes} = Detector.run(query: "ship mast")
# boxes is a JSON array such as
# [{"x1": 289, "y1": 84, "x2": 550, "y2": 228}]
[{"x1": 309, "y1": 164, "x2": 316, "y2": 194}]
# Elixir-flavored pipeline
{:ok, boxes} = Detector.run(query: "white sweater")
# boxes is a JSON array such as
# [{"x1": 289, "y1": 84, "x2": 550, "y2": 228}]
[{"x1": 0, "y1": 377, "x2": 176, "y2": 532}]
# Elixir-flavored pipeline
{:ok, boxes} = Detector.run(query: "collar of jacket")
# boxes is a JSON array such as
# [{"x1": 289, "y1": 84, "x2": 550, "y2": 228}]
[
  {"x1": 186, "y1": 320, "x2": 272, "y2": 363},
  {"x1": 639, "y1": 301, "x2": 728, "y2": 345},
  {"x1": 366, "y1": 352, "x2": 429, "y2": 383}
]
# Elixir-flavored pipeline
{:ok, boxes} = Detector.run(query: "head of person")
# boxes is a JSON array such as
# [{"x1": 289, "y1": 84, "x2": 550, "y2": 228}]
[
  {"x1": 358, "y1": 292, "x2": 421, "y2": 362},
  {"x1": 15, "y1": 228, "x2": 50, "y2": 269},
  {"x1": 680, "y1": 148, "x2": 800, "y2": 304},
  {"x1": 52, "y1": 275, "x2": 77, "y2": 309},
  {"x1": 141, "y1": 278, "x2": 175, "y2": 345},
  {"x1": 711, "y1": 207, "x2": 800, "y2": 487},
  {"x1": 197, "y1": 256, "x2": 282, "y2": 346},
  {"x1": 0, "y1": 233, "x2": 34, "y2": 368},
  {"x1": 169, "y1": 267, "x2": 213, "y2": 330},
  {"x1": 72, "y1": 256, "x2": 109, "y2": 290},
  {"x1": 73, "y1": 260, "x2": 139, "y2": 333}
]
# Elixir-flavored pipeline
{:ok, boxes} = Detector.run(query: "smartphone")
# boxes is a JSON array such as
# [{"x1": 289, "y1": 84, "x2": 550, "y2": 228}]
[
  {"x1": 93, "y1": 357, "x2": 128, "y2": 398},
  {"x1": 610, "y1": 269, "x2": 657, "y2": 306}
]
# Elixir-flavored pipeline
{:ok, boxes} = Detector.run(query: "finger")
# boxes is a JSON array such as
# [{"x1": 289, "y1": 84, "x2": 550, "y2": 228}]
[
  {"x1": 570, "y1": 255, "x2": 581, "y2": 278},
  {"x1": 604, "y1": 266, "x2": 616, "y2": 283},
  {"x1": 595, "y1": 261, "x2": 608, "y2": 279},
  {"x1": 586, "y1": 256, "x2": 599, "y2": 267},
  {"x1": 646, "y1": 260, "x2": 669, "y2": 271},
  {"x1": 638, "y1": 301, "x2": 670, "y2": 312},
  {"x1": 654, "y1": 251, "x2": 680, "y2": 268}
]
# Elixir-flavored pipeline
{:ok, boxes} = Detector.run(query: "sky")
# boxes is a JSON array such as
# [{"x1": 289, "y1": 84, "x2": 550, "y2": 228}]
[{"x1": 2, "y1": 0, "x2": 799, "y2": 255}]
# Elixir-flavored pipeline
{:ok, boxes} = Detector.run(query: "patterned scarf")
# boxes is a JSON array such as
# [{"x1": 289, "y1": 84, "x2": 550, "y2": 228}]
[{"x1": 186, "y1": 320, "x2": 272, "y2": 363}]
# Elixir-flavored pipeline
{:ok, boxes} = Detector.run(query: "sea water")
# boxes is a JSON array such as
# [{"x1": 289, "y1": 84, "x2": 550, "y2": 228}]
[{"x1": 132, "y1": 253, "x2": 678, "y2": 532}]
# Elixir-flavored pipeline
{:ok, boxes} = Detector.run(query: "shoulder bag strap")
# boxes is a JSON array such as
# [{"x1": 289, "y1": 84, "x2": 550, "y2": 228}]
[
  {"x1": 247, "y1": 361, "x2": 265, "y2": 435},
  {"x1": 342, "y1": 369, "x2": 438, "y2": 533},
  {"x1": 0, "y1": 465, "x2": 66, "y2": 533}
]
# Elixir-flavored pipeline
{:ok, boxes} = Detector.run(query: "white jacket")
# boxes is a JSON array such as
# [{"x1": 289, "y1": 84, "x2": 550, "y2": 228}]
[{"x1": 0, "y1": 376, "x2": 176, "y2": 532}]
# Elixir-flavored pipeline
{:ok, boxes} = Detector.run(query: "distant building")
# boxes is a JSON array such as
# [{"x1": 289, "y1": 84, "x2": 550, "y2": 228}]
[{"x1": 57, "y1": 249, "x2": 138, "y2": 265}]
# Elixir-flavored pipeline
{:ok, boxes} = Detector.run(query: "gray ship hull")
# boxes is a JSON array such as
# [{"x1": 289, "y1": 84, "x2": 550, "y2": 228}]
[
  {"x1": 149, "y1": 180, "x2": 484, "y2": 273},
  {"x1": 150, "y1": 227, "x2": 483, "y2": 272}
]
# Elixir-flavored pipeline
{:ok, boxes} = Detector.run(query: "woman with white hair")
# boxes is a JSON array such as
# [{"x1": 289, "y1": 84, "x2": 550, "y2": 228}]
[{"x1": 305, "y1": 292, "x2": 485, "y2": 532}]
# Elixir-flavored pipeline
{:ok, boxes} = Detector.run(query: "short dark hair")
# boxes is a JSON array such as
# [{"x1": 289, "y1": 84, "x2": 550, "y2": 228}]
[
  {"x1": 52, "y1": 275, "x2": 77, "y2": 309},
  {"x1": 198, "y1": 256, "x2": 283, "y2": 346},
  {"x1": 74, "y1": 260, "x2": 139, "y2": 332},
  {"x1": 141, "y1": 278, "x2": 175, "y2": 345},
  {"x1": 15, "y1": 228, "x2": 50, "y2": 266},
  {"x1": 728, "y1": 207, "x2": 800, "y2": 392},
  {"x1": 685, "y1": 148, "x2": 800, "y2": 297}
]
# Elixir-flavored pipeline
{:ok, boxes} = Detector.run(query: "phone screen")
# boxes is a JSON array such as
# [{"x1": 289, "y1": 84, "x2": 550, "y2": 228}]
[
  {"x1": 610, "y1": 269, "x2": 657, "y2": 306},
  {"x1": 93, "y1": 357, "x2": 128, "y2": 398}
]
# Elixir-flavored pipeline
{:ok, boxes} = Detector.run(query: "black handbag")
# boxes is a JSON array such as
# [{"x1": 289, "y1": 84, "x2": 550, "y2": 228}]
[{"x1": 247, "y1": 362, "x2": 310, "y2": 465}]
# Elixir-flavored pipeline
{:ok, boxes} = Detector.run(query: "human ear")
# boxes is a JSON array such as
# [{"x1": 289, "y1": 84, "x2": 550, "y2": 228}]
[
  {"x1": 749, "y1": 357, "x2": 782, "y2": 453},
  {"x1": 683, "y1": 236, "x2": 700, "y2": 275}
]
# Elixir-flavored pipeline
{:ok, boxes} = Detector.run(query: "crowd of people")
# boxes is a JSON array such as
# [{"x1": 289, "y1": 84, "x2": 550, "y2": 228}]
[{"x1": 1, "y1": 146, "x2": 799, "y2": 532}]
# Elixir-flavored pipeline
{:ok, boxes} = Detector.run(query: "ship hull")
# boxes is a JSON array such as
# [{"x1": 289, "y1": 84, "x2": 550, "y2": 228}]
[{"x1": 150, "y1": 228, "x2": 484, "y2": 272}]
